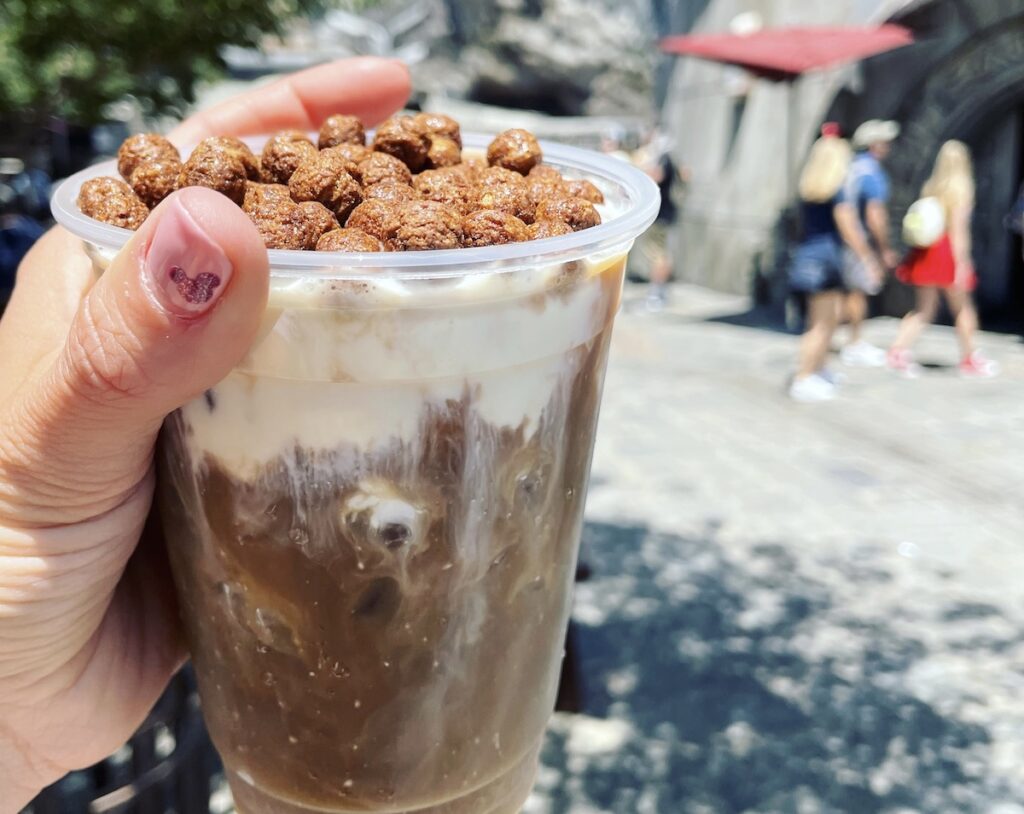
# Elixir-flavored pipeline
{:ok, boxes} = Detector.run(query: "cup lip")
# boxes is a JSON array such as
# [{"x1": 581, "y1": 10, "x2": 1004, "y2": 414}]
[{"x1": 51, "y1": 133, "x2": 661, "y2": 280}]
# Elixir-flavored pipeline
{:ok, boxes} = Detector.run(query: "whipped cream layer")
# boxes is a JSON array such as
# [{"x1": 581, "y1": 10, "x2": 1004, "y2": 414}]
[{"x1": 181, "y1": 253, "x2": 625, "y2": 479}]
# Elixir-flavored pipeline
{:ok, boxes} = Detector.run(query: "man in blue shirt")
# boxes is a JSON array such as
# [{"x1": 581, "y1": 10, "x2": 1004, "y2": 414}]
[{"x1": 840, "y1": 119, "x2": 900, "y2": 367}]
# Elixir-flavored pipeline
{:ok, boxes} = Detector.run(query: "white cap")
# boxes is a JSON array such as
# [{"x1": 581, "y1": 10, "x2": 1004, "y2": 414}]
[{"x1": 852, "y1": 120, "x2": 901, "y2": 150}]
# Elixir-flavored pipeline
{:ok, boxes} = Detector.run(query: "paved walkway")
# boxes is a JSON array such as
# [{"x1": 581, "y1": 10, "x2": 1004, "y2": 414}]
[{"x1": 526, "y1": 284, "x2": 1024, "y2": 814}]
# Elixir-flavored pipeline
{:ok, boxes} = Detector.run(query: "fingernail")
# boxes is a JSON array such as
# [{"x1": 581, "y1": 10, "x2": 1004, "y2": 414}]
[{"x1": 143, "y1": 197, "x2": 233, "y2": 316}]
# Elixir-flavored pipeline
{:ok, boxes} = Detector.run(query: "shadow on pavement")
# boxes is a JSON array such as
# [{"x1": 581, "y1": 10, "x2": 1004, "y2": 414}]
[
  {"x1": 702, "y1": 306, "x2": 792, "y2": 335},
  {"x1": 539, "y1": 520, "x2": 1008, "y2": 814}
]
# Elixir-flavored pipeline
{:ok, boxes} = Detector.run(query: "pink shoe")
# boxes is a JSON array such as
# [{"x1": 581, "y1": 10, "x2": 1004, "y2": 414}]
[
  {"x1": 886, "y1": 348, "x2": 921, "y2": 379},
  {"x1": 960, "y1": 351, "x2": 1000, "y2": 378}
]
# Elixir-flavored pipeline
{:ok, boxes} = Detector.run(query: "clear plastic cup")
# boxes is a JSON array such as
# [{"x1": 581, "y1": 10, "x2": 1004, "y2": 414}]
[{"x1": 52, "y1": 134, "x2": 659, "y2": 814}]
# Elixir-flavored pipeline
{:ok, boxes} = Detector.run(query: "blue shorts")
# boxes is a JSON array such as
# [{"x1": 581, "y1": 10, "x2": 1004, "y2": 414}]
[{"x1": 789, "y1": 237, "x2": 844, "y2": 294}]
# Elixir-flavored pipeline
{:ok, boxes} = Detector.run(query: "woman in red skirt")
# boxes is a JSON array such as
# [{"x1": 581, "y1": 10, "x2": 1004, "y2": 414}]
[{"x1": 887, "y1": 141, "x2": 999, "y2": 377}]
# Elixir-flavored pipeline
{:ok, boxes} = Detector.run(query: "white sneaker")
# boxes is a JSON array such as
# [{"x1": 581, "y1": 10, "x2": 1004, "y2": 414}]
[
  {"x1": 645, "y1": 285, "x2": 668, "y2": 312},
  {"x1": 818, "y1": 367, "x2": 847, "y2": 386},
  {"x1": 789, "y1": 374, "x2": 837, "y2": 403},
  {"x1": 841, "y1": 340, "x2": 887, "y2": 368}
]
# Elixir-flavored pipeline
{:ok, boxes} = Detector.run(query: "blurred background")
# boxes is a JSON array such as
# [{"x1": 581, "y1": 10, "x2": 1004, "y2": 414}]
[{"x1": 9, "y1": 0, "x2": 1024, "y2": 812}]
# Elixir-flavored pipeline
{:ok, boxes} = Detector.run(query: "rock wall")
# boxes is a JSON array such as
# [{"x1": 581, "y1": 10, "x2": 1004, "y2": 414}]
[{"x1": 418, "y1": 0, "x2": 661, "y2": 121}]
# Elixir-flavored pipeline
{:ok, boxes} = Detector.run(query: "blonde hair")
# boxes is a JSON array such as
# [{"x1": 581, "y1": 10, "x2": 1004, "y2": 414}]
[
  {"x1": 799, "y1": 138, "x2": 852, "y2": 203},
  {"x1": 922, "y1": 140, "x2": 975, "y2": 216}
]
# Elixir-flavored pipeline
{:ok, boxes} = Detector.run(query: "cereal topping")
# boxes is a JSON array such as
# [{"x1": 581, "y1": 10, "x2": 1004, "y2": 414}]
[{"x1": 80, "y1": 116, "x2": 606, "y2": 252}]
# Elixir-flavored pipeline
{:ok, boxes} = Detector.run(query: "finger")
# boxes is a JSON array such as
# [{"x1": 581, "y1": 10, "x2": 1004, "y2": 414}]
[
  {"x1": 0, "y1": 228, "x2": 95, "y2": 402},
  {"x1": 169, "y1": 57, "x2": 410, "y2": 145},
  {"x1": 0, "y1": 187, "x2": 269, "y2": 525}
]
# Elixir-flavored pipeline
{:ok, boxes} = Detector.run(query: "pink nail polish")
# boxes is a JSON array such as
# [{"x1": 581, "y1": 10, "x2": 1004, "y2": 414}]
[{"x1": 144, "y1": 197, "x2": 232, "y2": 315}]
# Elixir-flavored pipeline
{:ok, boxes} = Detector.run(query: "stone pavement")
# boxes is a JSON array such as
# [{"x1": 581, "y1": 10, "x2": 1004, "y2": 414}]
[{"x1": 525, "y1": 283, "x2": 1024, "y2": 814}]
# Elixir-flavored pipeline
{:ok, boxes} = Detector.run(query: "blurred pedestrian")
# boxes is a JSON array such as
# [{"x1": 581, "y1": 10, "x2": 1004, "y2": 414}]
[
  {"x1": 600, "y1": 128, "x2": 632, "y2": 163},
  {"x1": 787, "y1": 137, "x2": 876, "y2": 401},
  {"x1": 636, "y1": 132, "x2": 686, "y2": 310},
  {"x1": 838, "y1": 119, "x2": 901, "y2": 367},
  {"x1": 787, "y1": 137, "x2": 849, "y2": 401},
  {"x1": 888, "y1": 141, "x2": 999, "y2": 377}
]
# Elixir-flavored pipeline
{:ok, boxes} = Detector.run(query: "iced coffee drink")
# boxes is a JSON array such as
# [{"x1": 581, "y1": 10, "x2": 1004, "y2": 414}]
[
  {"x1": 159, "y1": 253, "x2": 624, "y2": 813},
  {"x1": 54, "y1": 115, "x2": 658, "y2": 814}
]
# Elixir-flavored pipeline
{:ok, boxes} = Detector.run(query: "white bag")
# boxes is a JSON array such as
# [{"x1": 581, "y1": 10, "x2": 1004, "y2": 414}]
[{"x1": 902, "y1": 197, "x2": 946, "y2": 248}]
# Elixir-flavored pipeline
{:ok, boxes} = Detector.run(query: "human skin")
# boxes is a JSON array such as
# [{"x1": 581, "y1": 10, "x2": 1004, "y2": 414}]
[
  {"x1": 796, "y1": 290, "x2": 842, "y2": 379},
  {"x1": 834, "y1": 201, "x2": 884, "y2": 344},
  {"x1": 0, "y1": 56, "x2": 410, "y2": 813},
  {"x1": 890, "y1": 204, "x2": 979, "y2": 358}
]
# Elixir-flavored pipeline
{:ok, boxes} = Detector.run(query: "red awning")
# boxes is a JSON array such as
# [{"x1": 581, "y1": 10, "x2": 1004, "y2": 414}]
[{"x1": 660, "y1": 25, "x2": 914, "y2": 81}]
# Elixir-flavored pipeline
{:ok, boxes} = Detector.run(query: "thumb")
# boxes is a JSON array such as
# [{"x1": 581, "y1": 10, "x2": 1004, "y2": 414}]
[{"x1": 1, "y1": 187, "x2": 269, "y2": 525}]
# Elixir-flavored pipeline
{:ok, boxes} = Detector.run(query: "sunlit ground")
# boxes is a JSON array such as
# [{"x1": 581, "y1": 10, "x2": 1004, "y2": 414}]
[{"x1": 525, "y1": 283, "x2": 1024, "y2": 814}]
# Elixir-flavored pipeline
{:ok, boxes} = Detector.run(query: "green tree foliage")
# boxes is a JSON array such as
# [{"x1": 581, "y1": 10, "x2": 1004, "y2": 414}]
[{"x1": 0, "y1": 0, "x2": 323, "y2": 124}]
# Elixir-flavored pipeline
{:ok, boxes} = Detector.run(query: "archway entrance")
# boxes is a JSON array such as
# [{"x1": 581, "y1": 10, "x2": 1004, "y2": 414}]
[{"x1": 968, "y1": 105, "x2": 1024, "y2": 328}]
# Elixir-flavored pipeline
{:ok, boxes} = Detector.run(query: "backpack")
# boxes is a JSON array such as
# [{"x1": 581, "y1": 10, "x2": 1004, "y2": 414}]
[{"x1": 902, "y1": 197, "x2": 946, "y2": 248}]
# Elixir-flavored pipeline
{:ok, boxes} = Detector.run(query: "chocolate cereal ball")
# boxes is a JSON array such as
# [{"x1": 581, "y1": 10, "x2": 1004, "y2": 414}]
[
  {"x1": 425, "y1": 136, "x2": 462, "y2": 169},
  {"x1": 329, "y1": 142, "x2": 373, "y2": 165},
  {"x1": 194, "y1": 136, "x2": 261, "y2": 181},
  {"x1": 78, "y1": 177, "x2": 149, "y2": 230},
  {"x1": 117, "y1": 133, "x2": 179, "y2": 181},
  {"x1": 130, "y1": 160, "x2": 181, "y2": 208},
  {"x1": 252, "y1": 203, "x2": 319, "y2": 250},
  {"x1": 178, "y1": 149, "x2": 247, "y2": 205},
  {"x1": 525, "y1": 174, "x2": 567, "y2": 208},
  {"x1": 261, "y1": 130, "x2": 318, "y2": 184},
  {"x1": 389, "y1": 200, "x2": 463, "y2": 251},
  {"x1": 318, "y1": 114, "x2": 366, "y2": 149},
  {"x1": 421, "y1": 137, "x2": 458, "y2": 169},
  {"x1": 527, "y1": 218, "x2": 574, "y2": 240},
  {"x1": 564, "y1": 178, "x2": 604, "y2": 204},
  {"x1": 535, "y1": 195, "x2": 601, "y2": 231},
  {"x1": 288, "y1": 151, "x2": 362, "y2": 221},
  {"x1": 413, "y1": 112, "x2": 462, "y2": 146},
  {"x1": 298, "y1": 201, "x2": 339, "y2": 239},
  {"x1": 462, "y1": 157, "x2": 489, "y2": 177},
  {"x1": 527, "y1": 164, "x2": 563, "y2": 184},
  {"x1": 242, "y1": 182, "x2": 291, "y2": 212},
  {"x1": 356, "y1": 152, "x2": 413, "y2": 187},
  {"x1": 242, "y1": 185, "x2": 301, "y2": 248},
  {"x1": 241, "y1": 183, "x2": 306, "y2": 248},
  {"x1": 448, "y1": 158, "x2": 486, "y2": 184},
  {"x1": 478, "y1": 166, "x2": 528, "y2": 190},
  {"x1": 414, "y1": 168, "x2": 475, "y2": 214},
  {"x1": 345, "y1": 199, "x2": 401, "y2": 244},
  {"x1": 372, "y1": 115, "x2": 430, "y2": 172},
  {"x1": 414, "y1": 112, "x2": 463, "y2": 170},
  {"x1": 318, "y1": 146, "x2": 362, "y2": 176},
  {"x1": 363, "y1": 181, "x2": 419, "y2": 205},
  {"x1": 462, "y1": 209, "x2": 529, "y2": 247},
  {"x1": 317, "y1": 228, "x2": 384, "y2": 252},
  {"x1": 487, "y1": 128, "x2": 542, "y2": 175},
  {"x1": 476, "y1": 166, "x2": 534, "y2": 223}
]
